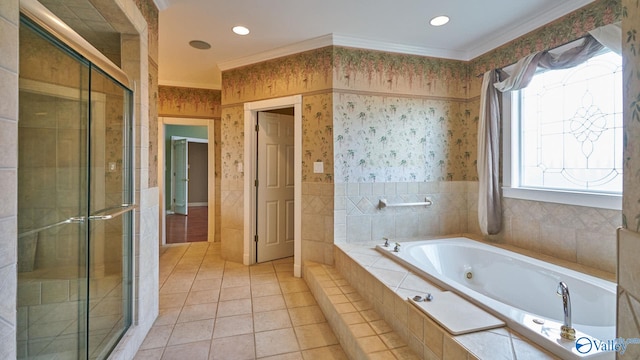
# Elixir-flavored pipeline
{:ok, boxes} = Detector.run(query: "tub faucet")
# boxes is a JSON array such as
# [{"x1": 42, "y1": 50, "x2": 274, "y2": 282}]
[
  {"x1": 556, "y1": 281, "x2": 575, "y2": 340},
  {"x1": 393, "y1": 243, "x2": 401, "y2": 252}
]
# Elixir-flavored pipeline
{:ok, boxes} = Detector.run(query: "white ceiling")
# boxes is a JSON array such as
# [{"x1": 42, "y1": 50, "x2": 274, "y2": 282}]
[{"x1": 156, "y1": 0, "x2": 595, "y2": 90}]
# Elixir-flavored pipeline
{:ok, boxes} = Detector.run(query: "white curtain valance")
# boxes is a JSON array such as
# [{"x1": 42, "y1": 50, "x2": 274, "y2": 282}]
[{"x1": 589, "y1": 22, "x2": 622, "y2": 56}]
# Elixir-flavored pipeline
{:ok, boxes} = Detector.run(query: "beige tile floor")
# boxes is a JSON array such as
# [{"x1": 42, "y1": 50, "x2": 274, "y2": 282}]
[{"x1": 134, "y1": 242, "x2": 348, "y2": 360}]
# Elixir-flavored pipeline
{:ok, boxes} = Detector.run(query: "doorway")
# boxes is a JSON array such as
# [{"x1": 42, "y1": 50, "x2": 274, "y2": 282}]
[
  {"x1": 166, "y1": 136, "x2": 209, "y2": 243},
  {"x1": 243, "y1": 95, "x2": 303, "y2": 277},
  {"x1": 159, "y1": 118, "x2": 215, "y2": 245}
]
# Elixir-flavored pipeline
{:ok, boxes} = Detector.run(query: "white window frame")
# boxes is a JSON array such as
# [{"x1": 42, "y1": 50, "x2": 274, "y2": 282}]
[{"x1": 502, "y1": 64, "x2": 622, "y2": 211}]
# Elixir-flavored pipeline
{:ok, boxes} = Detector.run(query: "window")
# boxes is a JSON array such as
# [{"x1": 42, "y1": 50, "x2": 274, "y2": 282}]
[{"x1": 504, "y1": 49, "x2": 623, "y2": 209}]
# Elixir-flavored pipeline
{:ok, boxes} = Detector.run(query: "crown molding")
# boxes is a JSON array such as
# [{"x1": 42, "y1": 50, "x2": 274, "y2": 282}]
[
  {"x1": 218, "y1": 34, "x2": 334, "y2": 71},
  {"x1": 153, "y1": 0, "x2": 170, "y2": 11},
  {"x1": 218, "y1": 33, "x2": 471, "y2": 71},
  {"x1": 465, "y1": 0, "x2": 596, "y2": 60},
  {"x1": 331, "y1": 34, "x2": 468, "y2": 60}
]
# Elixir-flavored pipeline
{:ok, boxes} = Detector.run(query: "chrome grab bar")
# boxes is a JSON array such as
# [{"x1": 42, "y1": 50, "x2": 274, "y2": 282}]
[
  {"x1": 378, "y1": 198, "x2": 432, "y2": 209},
  {"x1": 17, "y1": 204, "x2": 136, "y2": 238}
]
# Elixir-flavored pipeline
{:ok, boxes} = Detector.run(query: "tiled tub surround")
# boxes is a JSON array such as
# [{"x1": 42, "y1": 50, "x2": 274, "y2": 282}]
[
  {"x1": 335, "y1": 181, "x2": 474, "y2": 244},
  {"x1": 498, "y1": 197, "x2": 621, "y2": 274},
  {"x1": 332, "y1": 238, "x2": 617, "y2": 359},
  {"x1": 336, "y1": 180, "x2": 621, "y2": 274},
  {"x1": 377, "y1": 237, "x2": 616, "y2": 359},
  {"x1": 304, "y1": 261, "x2": 420, "y2": 359}
]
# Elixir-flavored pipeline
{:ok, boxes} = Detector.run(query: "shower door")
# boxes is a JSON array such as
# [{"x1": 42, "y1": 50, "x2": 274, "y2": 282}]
[{"x1": 17, "y1": 16, "x2": 133, "y2": 360}]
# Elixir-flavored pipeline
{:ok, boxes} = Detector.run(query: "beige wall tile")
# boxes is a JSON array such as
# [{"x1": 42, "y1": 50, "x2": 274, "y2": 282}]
[
  {"x1": 289, "y1": 305, "x2": 326, "y2": 326},
  {"x1": 0, "y1": 217, "x2": 16, "y2": 269},
  {"x1": 576, "y1": 229, "x2": 616, "y2": 273},
  {"x1": 539, "y1": 225, "x2": 577, "y2": 263},
  {"x1": 423, "y1": 316, "x2": 444, "y2": 359},
  {"x1": 443, "y1": 336, "x2": 468, "y2": 359},
  {"x1": 619, "y1": 229, "x2": 640, "y2": 297}
]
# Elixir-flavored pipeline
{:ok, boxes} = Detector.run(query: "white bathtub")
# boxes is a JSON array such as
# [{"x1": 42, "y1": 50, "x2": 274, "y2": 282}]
[{"x1": 376, "y1": 237, "x2": 617, "y2": 360}]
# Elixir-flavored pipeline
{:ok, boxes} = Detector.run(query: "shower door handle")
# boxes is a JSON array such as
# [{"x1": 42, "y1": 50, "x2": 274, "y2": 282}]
[
  {"x1": 18, "y1": 216, "x2": 85, "y2": 239},
  {"x1": 89, "y1": 204, "x2": 136, "y2": 221}
]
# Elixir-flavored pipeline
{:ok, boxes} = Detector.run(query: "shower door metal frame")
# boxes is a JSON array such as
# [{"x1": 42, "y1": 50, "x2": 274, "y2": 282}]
[{"x1": 18, "y1": 1, "x2": 136, "y2": 358}]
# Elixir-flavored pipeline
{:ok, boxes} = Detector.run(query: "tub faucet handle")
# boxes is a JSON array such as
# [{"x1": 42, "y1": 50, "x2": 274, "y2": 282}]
[
  {"x1": 393, "y1": 243, "x2": 401, "y2": 252},
  {"x1": 383, "y1": 237, "x2": 389, "y2": 247}
]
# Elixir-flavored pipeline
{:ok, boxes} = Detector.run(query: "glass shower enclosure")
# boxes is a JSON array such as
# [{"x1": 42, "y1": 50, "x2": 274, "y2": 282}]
[{"x1": 17, "y1": 10, "x2": 134, "y2": 360}]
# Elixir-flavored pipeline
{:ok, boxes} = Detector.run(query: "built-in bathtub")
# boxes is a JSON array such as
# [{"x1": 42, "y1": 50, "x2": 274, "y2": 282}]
[{"x1": 377, "y1": 237, "x2": 617, "y2": 360}]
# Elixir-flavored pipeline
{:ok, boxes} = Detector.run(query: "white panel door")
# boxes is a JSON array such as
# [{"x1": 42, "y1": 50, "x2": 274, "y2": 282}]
[
  {"x1": 173, "y1": 138, "x2": 188, "y2": 215},
  {"x1": 257, "y1": 112, "x2": 294, "y2": 262}
]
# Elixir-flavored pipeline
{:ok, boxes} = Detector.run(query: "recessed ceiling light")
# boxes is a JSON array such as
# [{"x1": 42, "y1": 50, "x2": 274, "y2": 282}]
[
  {"x1": 430, "y1": 15, "x2": 450, "y2": 26},
  {"x1": 232, "y1": 25, "x2": 250, "y2": 35},
  {"x1": 189, "y1": 40, "x2": 211, "y2": 50}
]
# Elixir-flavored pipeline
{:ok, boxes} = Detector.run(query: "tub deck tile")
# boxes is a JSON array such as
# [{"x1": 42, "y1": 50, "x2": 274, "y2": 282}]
[{"x1": 333, "y1": 242, "x2": 560, "y2": 360}]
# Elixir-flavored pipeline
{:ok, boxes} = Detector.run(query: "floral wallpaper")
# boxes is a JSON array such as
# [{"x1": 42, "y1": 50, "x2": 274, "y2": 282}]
[
  {"x1": 220, "y1": 94, "x2": 334, "y2": 183},
  {"x1": 222, "y1": 47, "x2": 333, "y2": 105},
  {"x1": 333, "y1": 93, "x2": 477, "y2": 183},
  {"x1": 333, "y1": 47, "x2": 470, "y2": 99},
  {"x1": 159, "y1": 86, "x2": 222, "y2": 118},
  {"x1": 302, "y1": 93, "x2": 334, "y2": 183},
  {"x1": 622, "y1": 0, "x2": 640, "y2": 232},
  {"x1": 221, "y1": 105, "x2": 245, "y2": 182}
]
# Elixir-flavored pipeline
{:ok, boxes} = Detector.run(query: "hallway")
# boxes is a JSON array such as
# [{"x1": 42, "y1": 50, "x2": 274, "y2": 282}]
[
  {"x1": 134, "y1": 242, "x2": 347, "y2": 360},
  {"x1": 165, "y1": 206, "x2": 208, "y2": 244}
]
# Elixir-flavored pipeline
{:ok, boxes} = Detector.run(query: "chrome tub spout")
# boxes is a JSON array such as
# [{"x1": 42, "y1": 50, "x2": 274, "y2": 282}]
[{"x1": 556, "y1": 281, "x2": 576, "y2": 340}]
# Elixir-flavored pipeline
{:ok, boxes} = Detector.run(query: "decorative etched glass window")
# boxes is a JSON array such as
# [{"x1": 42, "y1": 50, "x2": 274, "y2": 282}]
[{"x1": 516, "y1": 50, "x2": 622, "y2": 194}]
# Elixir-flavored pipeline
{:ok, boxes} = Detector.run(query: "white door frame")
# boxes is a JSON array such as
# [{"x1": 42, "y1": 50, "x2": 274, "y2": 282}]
[
  {"x1": 243, "y1": 95, "x2": 302, "y2": 277},
  {"x1": 158, "y1": 117, "x2": 215, "y2": 245}
]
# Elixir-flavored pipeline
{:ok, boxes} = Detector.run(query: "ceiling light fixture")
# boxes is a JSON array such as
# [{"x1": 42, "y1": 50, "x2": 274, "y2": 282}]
[
  {"x1": 232, "y1": 25, "x2": 250, "y2": 35},
  {"x1": 189, "y1": 40, "x2": 211, "y2": 50},
  {"x1": 429, "y1": 15, "x2": 450, "y2": 27}
]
